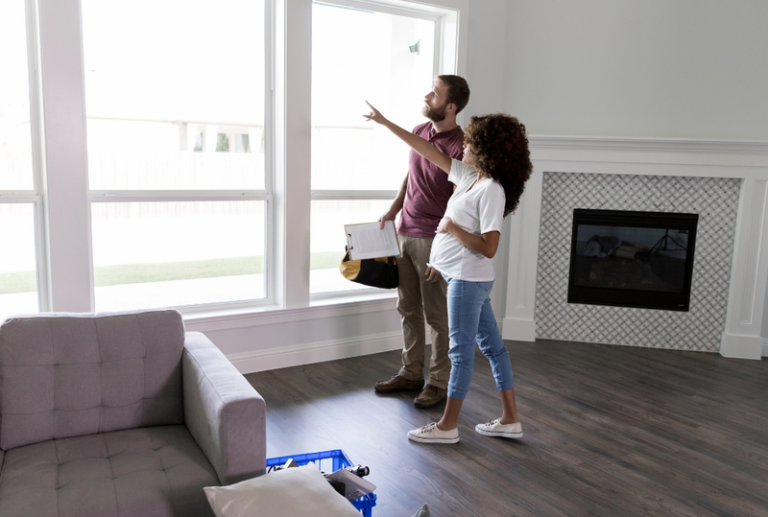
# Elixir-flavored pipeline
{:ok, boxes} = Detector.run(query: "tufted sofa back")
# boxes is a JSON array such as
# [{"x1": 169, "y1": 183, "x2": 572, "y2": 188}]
[{"x1": 0, "y1": 309, "x2": 185, "y2": 450}]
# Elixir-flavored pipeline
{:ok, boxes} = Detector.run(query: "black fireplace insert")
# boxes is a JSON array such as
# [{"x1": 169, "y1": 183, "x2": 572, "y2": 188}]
[{"x1": 567, "y1": 209, "x2": 698, "y2": 311}]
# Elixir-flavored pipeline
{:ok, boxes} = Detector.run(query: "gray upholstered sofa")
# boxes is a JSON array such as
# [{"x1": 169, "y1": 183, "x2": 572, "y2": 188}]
[{"x1": 0, "y1": 309, "x2": 266, "y2": 516}]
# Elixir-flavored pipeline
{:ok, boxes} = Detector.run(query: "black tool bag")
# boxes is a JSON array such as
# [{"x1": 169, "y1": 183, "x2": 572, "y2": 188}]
[{"x1": 339, "y1": 249, "x2": 398, "y2": 289}]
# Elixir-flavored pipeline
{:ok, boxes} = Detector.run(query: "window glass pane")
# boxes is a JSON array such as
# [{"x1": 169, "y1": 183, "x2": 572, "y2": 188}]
[
  {"x1": 92, "y1": 201, "x2": 265, "y2": 311},
  {"x1": 82, "y1": 0, "x2": 266, "y2": 190},
  {"x1": 310, "y1": 200, "x2": 393, "y2": 294},
  {"x1": 0, "y1": 1, "x2": 34, "y2": 190},
  {"x1": 0, "y1": 204, "x2": 38, "y2": 321},
  {"x1": 311, "y1": 3, "x2": 435, "y2": 191}
]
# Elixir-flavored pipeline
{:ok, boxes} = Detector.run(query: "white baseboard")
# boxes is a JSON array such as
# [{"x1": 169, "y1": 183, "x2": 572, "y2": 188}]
[
  {"x1": 226, "y1": 331, "x2": 404, "y2": 374},
  {"x1": 226, "y1": 318, "x2": 507, "y2": 375},
  {"x1": 501, "y1": 317, "x2": 536, "y2": 342},
  {"x1": 719, "y1": 332, "x2": 764, "y2": 360},
  {"x1": 763, "y1": 338, "x2": 768, "y2": 358}
]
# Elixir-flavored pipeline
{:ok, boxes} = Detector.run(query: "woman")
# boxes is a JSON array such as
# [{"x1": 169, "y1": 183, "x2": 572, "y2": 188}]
[{"x1": 364, "y1": 101, "x2": 533, "y2": 443}]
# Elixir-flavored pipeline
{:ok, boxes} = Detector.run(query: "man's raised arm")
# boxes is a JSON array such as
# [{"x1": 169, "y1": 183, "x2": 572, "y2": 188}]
[{"x1": 364, "y1": 101, "x2": 452, "y2": 174}]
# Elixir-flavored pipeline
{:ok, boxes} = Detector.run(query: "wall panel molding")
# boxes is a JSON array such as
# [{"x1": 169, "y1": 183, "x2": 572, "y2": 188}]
[{"x1": 226, "y1": 330, "x2": 403, "y2": 373}]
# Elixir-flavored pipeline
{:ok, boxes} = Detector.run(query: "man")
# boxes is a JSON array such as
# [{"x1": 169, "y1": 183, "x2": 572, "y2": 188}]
[{"x1": 375, "y1": 75, "x2": 470, "y2": 408}]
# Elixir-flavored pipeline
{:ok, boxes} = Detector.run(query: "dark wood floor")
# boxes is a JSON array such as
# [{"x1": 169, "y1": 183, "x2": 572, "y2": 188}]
[{"x1": 245, "y1": 340, "x2": 768, "y2": 517}]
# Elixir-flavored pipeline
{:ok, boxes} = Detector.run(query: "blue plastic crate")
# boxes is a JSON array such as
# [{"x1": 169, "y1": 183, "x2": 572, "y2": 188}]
[{"x1": 266, "y1": 449, "x2": 377, "y2": 517}]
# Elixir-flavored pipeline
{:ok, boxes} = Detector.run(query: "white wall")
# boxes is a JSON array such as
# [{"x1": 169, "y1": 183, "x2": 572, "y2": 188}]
[
  {"x1": 464, "y1": 0, "x2": 511, "y2": 315},
  {"x1": 499, "y1": 0, "x2": 768, "y2": 351},
  {"x1": 187, "y1": 298, "x2": 404, "y2": 372},
  {"x1": 504, "y1": 0, "x2": 768, "y2": 140}
]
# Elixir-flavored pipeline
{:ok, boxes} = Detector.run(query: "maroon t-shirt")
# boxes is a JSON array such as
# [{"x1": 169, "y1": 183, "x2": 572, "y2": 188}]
[{"x1": 398, "y1": 121, "x2": 465, "y2": 238}]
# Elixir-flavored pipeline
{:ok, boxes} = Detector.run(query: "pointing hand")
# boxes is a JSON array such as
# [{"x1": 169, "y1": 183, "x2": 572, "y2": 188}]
[{"x1": 363, "y1": 101, "x2": 387, "y2": 125}]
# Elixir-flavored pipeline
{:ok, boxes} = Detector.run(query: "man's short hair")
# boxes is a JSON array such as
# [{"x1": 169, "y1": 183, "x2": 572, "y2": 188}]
[{"x1": 437, "y1": 75, "x2": 470, "y2": 114}]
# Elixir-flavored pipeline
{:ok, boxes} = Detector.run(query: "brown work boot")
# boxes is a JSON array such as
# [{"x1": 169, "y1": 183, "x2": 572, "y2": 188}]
[
  {"x1": 414, "y1": 384, "x2": 447, "y2": 409},
  {"x1": 374, "y1": 374, "x2": 423, "y2": 393}
]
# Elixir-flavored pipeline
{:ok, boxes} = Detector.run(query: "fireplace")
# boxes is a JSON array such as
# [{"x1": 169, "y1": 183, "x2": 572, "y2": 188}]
[
  {"x1": 500, "y1": 137, "x2": 767, "y2": 359},
  {"x1": 567, "y1": 209, "x2": 699, "y2": 311}
]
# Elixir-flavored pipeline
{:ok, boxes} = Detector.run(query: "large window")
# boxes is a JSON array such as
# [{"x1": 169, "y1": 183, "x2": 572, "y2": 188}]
[
  {"x1": 1, "y1": 0, "x2": 462, "y2": 322},
  {"x1": 0, "y1": 0, "x2": 42, "y2": 322},
  {"x1": 81, "y1": 0, "x2": 270, "y2": 311},
  {"x1": 310, "y1": 1, "x2": 439, "y2": 294}
]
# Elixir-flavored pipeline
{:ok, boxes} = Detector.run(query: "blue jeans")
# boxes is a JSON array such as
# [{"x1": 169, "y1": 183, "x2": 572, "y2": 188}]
[{"x1": 444, "y1": 275, "x2": 514, "y2": 401}]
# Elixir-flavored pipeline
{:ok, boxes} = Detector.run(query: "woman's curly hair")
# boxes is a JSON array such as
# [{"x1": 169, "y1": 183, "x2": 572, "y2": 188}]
[{"x1": 464, "y1": 114, "x2": 533, "y2": 217}]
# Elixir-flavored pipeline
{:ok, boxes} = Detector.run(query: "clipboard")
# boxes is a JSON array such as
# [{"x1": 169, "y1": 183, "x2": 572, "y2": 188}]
[{"x1": 345, "y1": 220, "x2": 401, "y2": 261}]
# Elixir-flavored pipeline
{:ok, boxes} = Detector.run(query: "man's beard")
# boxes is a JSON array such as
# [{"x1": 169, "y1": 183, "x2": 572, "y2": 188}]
[{"x1": 422, "y1": 103, "x2": 446, "y2": 123}]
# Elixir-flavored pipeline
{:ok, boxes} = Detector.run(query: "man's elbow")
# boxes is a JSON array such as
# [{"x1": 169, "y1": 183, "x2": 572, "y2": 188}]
[{"x1": 483, "y1": 248, "x2": 497, "y2": 259}]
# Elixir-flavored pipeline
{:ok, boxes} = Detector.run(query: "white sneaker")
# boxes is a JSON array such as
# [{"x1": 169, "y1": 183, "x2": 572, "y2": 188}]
[
  {"x1": 475, "y1": 419, "x2": 523, "y2": 439},
  {"x1": 407, "y1": 422, "x2": 460, "y2": 444}
]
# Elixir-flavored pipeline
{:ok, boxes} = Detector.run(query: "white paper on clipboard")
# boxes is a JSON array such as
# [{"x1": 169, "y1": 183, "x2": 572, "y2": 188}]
[{"x1": 345, "y1": 220, "x2": 400, "y2": 261}]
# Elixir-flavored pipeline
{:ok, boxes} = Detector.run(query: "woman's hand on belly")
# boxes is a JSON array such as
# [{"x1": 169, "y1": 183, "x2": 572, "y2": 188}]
[{"x1": 425, "y1": 266, "x2": 442, "y2": 283}]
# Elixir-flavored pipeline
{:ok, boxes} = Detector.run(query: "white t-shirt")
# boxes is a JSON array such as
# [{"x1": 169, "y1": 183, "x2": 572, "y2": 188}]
[{"x1": 428, "y1": 159, "x2": 505, "y2": 281}]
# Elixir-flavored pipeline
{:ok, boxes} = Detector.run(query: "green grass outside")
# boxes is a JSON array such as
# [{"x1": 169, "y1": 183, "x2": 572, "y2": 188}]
[
  {"x1": 0, "y1": 252, "x2": 346, "y2": 295},
  {"x1": 0, "y1": 271, "x2": 38, "y2": 295},
  {"x1": 310, "y1": 251, "x2": 345, "y2": 270},
  {"x1": 94, "y1": 256, "x2": 264, "y2": 287}
]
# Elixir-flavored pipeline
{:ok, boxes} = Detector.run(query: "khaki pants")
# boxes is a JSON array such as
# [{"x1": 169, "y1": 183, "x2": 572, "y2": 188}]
[{"x1": 396, "y1": 235, "x2": 451, "y2": 389}]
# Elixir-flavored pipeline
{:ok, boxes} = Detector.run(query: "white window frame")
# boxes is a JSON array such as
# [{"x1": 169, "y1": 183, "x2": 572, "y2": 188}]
[
  {"x1": 24, "y1": 0, "x2": 466, "y2": 319},
  {"x1": 308, "y1": 0, "x2": 461, "y2": 300},
  {"x1": 82, "y1": 0, "x2": 276, "y2": 314},
  {"x1": 0, "y1": 0, "x2": 51, "y2": 314}
]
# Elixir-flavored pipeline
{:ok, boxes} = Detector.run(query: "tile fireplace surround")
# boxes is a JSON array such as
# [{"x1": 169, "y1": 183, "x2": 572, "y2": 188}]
[{"x1": 501, "y1": 136, "x2": 768, "y2": 360}]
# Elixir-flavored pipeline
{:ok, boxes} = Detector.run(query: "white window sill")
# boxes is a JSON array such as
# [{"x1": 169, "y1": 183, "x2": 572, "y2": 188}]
[{"x1": 183, "y1": 289, "x2": 397, "y2": 332}]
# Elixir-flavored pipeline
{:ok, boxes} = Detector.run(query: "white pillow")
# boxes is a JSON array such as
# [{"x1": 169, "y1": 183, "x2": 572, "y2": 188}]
[{"x1": 204, "y1": 465, "x2": 362, "y2": 517}]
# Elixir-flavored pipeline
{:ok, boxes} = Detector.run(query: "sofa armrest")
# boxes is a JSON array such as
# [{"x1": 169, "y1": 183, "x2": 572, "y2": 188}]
[{"x1": 183, "y1": 331, "x2": 266, "y2": 485}]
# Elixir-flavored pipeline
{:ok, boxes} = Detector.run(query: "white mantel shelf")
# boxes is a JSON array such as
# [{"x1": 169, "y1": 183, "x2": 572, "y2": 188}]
[{"x1": 502, "y1": 135, "x2": 768, "y2": 360}]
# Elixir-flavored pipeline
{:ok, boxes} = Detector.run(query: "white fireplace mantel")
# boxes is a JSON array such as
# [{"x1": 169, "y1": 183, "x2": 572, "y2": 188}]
[{"x1": 502, "y1": 136, "x2": 768, "y2": 360}]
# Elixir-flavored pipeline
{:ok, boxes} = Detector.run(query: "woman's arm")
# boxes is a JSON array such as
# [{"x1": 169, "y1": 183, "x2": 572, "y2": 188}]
[
  {"x1": 437, "y1": 217, "x2": 500, "y2": 259},
  {"x1": 364, "y1": 101, "x2": 452, "y2": 174}
]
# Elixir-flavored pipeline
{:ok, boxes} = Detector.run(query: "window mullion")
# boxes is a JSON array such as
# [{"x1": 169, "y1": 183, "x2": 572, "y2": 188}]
[
  {"x1": 311, "y1": 190, "x2": 398, "y2": 200},
  {"x1": 88, "y1": 190, "x2": 270, "y2": 203},
  {"x1": 25, "y1": 0, "x2": 50, "y2": 312},
  {"x1": 0, "y1": 193, "x2": 40, "y2": 203},
  {"x1": 317, "y1": 0, "x2": 443, "y2": 21},
  {"x1": 276, "y1": 0, "x2": 313, "y2": 309},
  {"x1": 38, "y1": 0, "x2": 93, "y2": 312},
  {"x1": 265, "y1": 0, "x2": 276, "y2": 305}
]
